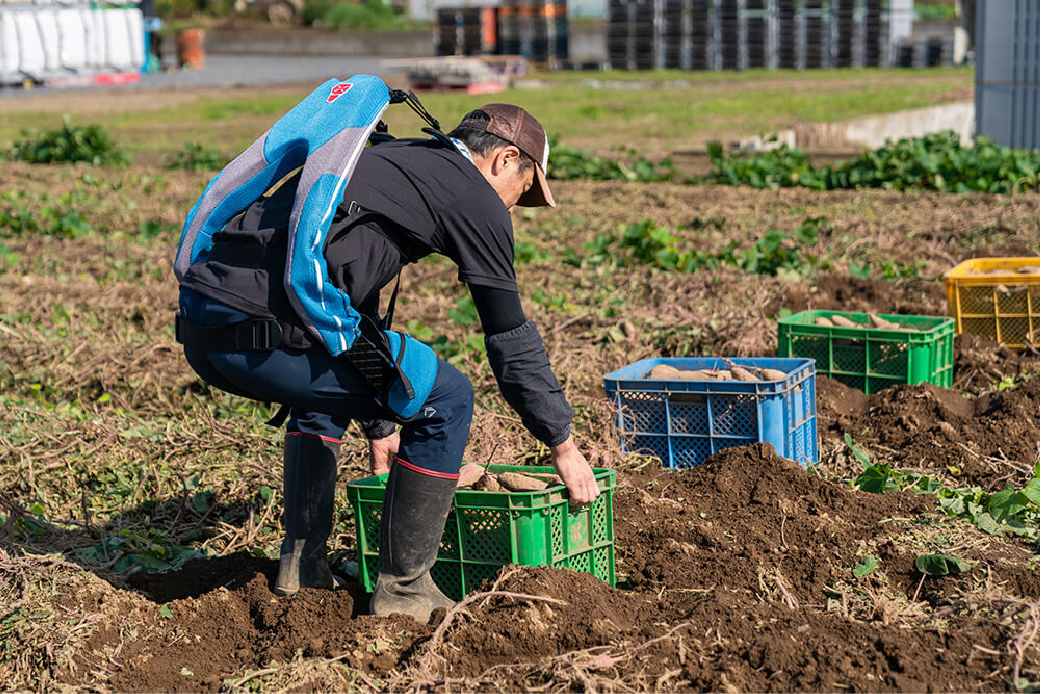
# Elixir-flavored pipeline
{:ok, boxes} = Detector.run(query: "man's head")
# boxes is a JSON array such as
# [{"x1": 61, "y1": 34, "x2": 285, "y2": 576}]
[{"x1": 448, "y1": 104, "x2": 555, "y2": 212}]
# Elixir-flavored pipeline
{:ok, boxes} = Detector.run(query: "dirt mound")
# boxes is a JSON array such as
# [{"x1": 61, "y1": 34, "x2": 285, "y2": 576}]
[
  {"x1": 771, "y1": 274, "x2": 947, "y2": 318},
  {"x1": 101, "y1": 559, "x2": 424, "y2": 693},
  {"x1": 613, "y1": 443, "x2": 933, "y2": 603},
  {"x1": 818, "y1": 377, "x2": 1040, "y2": 489},
  {"x1": 954, "y1": 333, "x2": 1040, "y2": 393}
]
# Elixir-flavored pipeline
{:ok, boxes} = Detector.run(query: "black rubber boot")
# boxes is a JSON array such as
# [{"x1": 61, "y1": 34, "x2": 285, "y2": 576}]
[
  {"x1": 274, "y1": 434, "x2": 339, "y2": 596},
  {"x1": 370, "y1": 462, "x2": 456, "y2": 622}
]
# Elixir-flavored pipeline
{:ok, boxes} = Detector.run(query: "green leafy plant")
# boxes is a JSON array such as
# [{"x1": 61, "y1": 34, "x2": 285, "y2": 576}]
[
  {"x1": 165, "y1": 142, "x2": 227, "y2": 172},
  {"x1": 914, "y1": 553, "x2": 971, "y2": 576},
  {"x1": 848, "y1": 437, "x2": 1041, "y2": 542},
  {"x1": 547, "y1": 138, "x2": 673, "y2": 183},
  {"x1": 11, "y1": 115, "x2": 130, "y2": 166},
  {"x1": 853, "y1": 554, "x2": 879, "y2": 578},
  {"x1": 0, "y1": 202, "x2": 93, "y2": 239},
  {"x1": 707, "y1": 132, "x2": 1040, "y2": 194}
]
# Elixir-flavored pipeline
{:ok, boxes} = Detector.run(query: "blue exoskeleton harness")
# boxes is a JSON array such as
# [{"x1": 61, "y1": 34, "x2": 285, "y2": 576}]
[{"x1": 174, "y1": 75, "x2": 437, "y2": 421}]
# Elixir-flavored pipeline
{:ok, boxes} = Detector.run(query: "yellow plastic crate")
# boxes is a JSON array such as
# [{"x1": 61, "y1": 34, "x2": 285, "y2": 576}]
[{"x1": 944, "y1": 257, "x2": 1040, "y2": 349}]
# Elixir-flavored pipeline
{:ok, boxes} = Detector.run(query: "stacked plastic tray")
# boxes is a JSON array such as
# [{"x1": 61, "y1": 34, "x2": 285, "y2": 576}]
[
  {"x1": 436, "y1": 6, "x2": 498, "y2": 56},
  {"x1": 607, "y1": 0, "x2": 657, "y2": 69},
  {"x1": 498, "y1": 0, "x2": 568, "y2": 62}
]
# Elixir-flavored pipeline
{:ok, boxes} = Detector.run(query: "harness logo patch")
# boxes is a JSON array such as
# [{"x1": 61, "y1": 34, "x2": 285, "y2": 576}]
[{"x1": 327, "y1": 82, "x2": 353, "y2": 103}]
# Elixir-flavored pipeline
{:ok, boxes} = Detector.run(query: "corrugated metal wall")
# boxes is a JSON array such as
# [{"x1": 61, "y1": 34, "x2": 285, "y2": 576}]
[{"x1": 974, "y1": 0, "x2": 1040, "y2": 150}]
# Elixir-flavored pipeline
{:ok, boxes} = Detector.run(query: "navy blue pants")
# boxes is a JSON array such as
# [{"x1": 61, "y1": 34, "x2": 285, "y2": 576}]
[{"x1": 179, "y1": 289, "x2": 473, "y2": 478}]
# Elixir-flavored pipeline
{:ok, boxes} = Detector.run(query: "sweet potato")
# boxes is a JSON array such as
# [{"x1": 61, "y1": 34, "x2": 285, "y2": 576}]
[
  {"x1": 474, "y1": 473, "x2": 502, "y2": 492},
  {"x1": 730, "y1": 366, "x2": 759, "y2": 382},
  {"x1": 456, "y1": 463, "x2": 486, "y2": 488},
  {"x1": 676, "y1": 369, "x2": 715, "y2": 381},
  {"x1": 646, "y1": 364, "x2": 682, "y2": 380},
  {"x1": 497, "y1": 472, "x2": 548, "y2": 492},
  {"x1": 869, "y1": 314, "x2": 900, "y2": 331},
  {"x1": 830, "y1": 315, "x2": 859, "y2": 329},
  {"x1": 758, "y1": 368, "x2": 787, "y2": 381},
  {"x1": 815, "y1": 316, "x2": 834, "y2": 327}
]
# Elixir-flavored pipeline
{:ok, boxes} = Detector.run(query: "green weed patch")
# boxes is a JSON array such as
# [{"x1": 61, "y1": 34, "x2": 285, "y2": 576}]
[
  {"x1": 11, "y1": 116, "x2": 129, "y2": 167},
  {"x1": 707, "y1": 131, "x2": 1041, "y2": 194}
]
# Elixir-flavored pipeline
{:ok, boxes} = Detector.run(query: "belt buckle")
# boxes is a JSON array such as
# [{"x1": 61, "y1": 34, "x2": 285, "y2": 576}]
[{"x1": 252, "y1": 320, "x2": 281, "y2": 350}]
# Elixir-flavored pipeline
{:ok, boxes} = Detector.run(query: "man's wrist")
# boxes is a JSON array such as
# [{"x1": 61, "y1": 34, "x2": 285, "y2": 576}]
[{"x1": 360, "y1": 418, "x2": 396, "y2": 440}]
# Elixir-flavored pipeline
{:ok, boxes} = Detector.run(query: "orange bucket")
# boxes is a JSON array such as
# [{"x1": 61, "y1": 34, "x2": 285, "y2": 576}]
[{"x1": 177, "y1": 28, "x2": 205, "y2": 70}]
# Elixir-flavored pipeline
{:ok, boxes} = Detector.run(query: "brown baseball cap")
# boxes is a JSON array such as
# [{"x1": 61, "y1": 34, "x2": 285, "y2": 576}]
[{"x1": 459, "y1": 103, "x2": 555, "y2": 208}]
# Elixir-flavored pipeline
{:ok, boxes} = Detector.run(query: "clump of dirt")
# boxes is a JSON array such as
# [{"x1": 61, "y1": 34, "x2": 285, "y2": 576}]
[
  {"x1": 818, "y1": 376, "x2": 1040, "y2": 489},
  {"x1": 613, "y1": 443, "x2": 933, "y2": 604},
  {"x1": 770, "y1": 274, "x2": 947, "y2": 317},
  {"x1": 94, "y1": 557, "x2": 425, "y2": 693},
  {"x1": 954, "y1": 333, "x2": 1040, "y2": 393}
]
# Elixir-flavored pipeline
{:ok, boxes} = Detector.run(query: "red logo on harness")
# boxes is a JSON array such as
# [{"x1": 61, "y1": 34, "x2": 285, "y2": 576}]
[{"x1": 327, "y1": 82, "x2": 353, "y2": 103}]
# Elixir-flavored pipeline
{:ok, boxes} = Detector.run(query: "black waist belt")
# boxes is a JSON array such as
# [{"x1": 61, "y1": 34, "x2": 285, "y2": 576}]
[{"x1": 175, "y1": 312, "x2": 283, "y2": 352}]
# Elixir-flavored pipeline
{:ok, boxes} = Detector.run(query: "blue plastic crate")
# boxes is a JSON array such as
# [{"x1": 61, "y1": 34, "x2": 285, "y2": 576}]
[{"x1": 602, "y1": 357, "x2": 819, "y2": 469}]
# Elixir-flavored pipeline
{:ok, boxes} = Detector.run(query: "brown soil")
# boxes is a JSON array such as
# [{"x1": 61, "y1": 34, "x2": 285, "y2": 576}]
[
  {"x1": 50, "y1": 443, "x2": 1035, "y2": 693},
  {"x1": 818, "y1": 375, "x2": 1040, "y2": 490},
  {"x1": 771, "y1": 273, "x2": 948, "y2": 317}
]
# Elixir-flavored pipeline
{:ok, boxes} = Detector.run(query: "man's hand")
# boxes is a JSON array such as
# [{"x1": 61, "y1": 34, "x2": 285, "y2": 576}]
[
  {"x1": 369, "y1": 431, "x2": 400, "y2": 476},
  {"x1": 550, "y1": 436, "x2": 600, "y2": 504}
]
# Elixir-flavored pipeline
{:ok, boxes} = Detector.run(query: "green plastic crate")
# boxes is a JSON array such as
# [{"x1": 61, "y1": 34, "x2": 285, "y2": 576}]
[
  {"x1": 776, "y1": 310, "x2": 954, "y2": 393},
  {"x1": 346, "y1": 464, "x2": 616, "y2": 601}
]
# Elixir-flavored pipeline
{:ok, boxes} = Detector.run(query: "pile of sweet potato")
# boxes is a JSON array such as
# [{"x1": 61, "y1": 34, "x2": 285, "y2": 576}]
[
  {"x1": 813, "y1": 313, "x2": 917, "y2": 331},
  {"x1": 644, "y1": 363, "x2": 786, "y2": 382},
  {"x1": 455, "y1": 464, "x2": 562, "y2": 492}
]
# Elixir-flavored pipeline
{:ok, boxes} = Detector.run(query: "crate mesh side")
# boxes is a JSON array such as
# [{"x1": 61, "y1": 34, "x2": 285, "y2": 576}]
[
  {"x1": 592, "y1": 497, "x2": 608, "y2": 544},
  {"x1": 628, "y1": 433, "x2": 670, "y2": 460},
  {"x1": 594, "y1": 546, "x2": 612, "y2": 583},
  {"x1": 617, "y1": 391, "x2": 668, "y2": 434},
  {"x1": 832, "y1": 340, "x2": 867, "y2": 374},
  {"x1": 710, "y1": 393, "x2": 757, "y2": 438},
  {"x1": 362, "y1": 504, "x2": 382, "y2": 550},
  {"x1": 958, "y1": 285, "x2": 993, "y2": 313},
  {"x1": 551, "y1": 504, "x2": 565, "y2": 559},
  {"x1": 997, "y1": 288, "x2": 1032, "y2": 314},
  {"x1": 460, "y1": 508, "x2": 511, "y2": 563},
  {"x1": 440, "y1": 515, "x2": 460, "y2": 559},
  {"x1": 431, "y1": 561, "x2": 463, "y2": 601},
  {"x1": 789, "y1": 335, "x2": 829, "y2": 371},
  {"x1": 668, "y1": 399, "x2": 708, "y2": 434},
  {"x1": 462, "y1": 562, "x2": 500, "y2": 597},
  {"x1": 671, "y1": 437, "x2": 712, "y2": 468},
  {"x1": 868, "y1": 340, "x2": 909, "y2": 377}
]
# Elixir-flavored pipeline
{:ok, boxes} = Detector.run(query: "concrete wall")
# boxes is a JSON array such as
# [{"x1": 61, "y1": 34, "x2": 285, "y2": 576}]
[{"x1": 793, "y1": 102, "x2": 975, "y2": 150}]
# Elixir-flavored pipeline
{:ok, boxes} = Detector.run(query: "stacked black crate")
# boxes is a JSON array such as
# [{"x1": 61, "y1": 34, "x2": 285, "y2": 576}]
[
  {"x1": 717, "y1": 0, "x2": 741, "y2": 69},
  {"x1": 607, "y1": 0, "x2": 656, "y2": 69},
  {"x1": 691, "y1": 0, "x2": 718, "y2": 70},
  {"x1": 744, "y1": 0, "x2": 777, "y2": 69},
  {"x1": 661, "y1": 0, "x2": 689, "y2": 69},
  {"x1": 499, "y1": 0, "x2": 567, "y2": 62},
  {"x1": 831, "y1": 0, "x2": 864, "y2": 67},
  {"x1": 436, "y1": 8, "x2": 461, "y2": 55},
  {"x1": 777, "y1": 0, "x2": 799, "y2": 68},
  {"x1": 862, "y1": 0, "x2": 886, "y2": 66},
  {"x1": 436, "y1": 7, "x2": 498, "y2": 56},
  {"x1": 802, "y1": 0, "x2": 831, "y2": 69}
]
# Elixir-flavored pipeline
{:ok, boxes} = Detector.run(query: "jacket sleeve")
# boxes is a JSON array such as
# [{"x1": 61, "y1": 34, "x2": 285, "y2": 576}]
[{"x1": 484, "y1": 319, "x2": 573, "y2": 446}]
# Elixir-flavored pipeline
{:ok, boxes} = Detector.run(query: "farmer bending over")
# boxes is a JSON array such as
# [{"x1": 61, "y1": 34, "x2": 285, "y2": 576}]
[{"x1": 174, "y1": 100, "x2": 599, "y2": 622}]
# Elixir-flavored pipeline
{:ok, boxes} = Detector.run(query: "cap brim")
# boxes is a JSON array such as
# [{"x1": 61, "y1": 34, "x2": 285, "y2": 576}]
[{"x1": 516, "y1": 164, "x2": 556, "y2": 208}]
